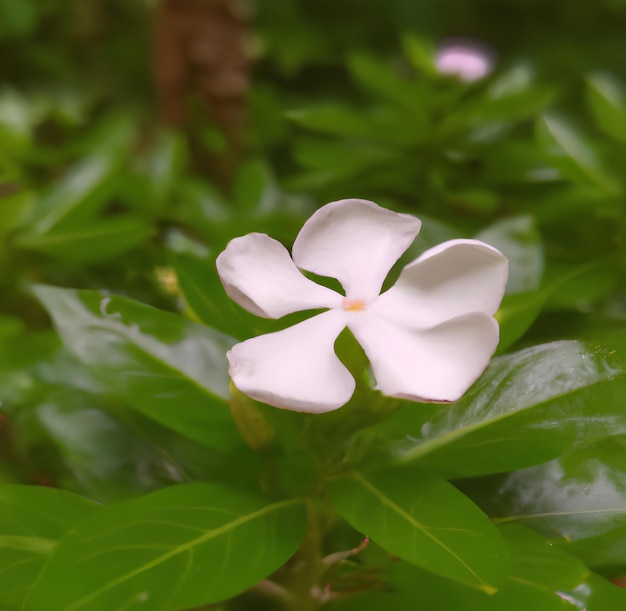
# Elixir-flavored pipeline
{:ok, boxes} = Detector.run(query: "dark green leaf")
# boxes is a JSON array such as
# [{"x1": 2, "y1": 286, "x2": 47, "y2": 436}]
[
  {"x1": 348, "y1": 53, "x2": 429, "y2": 127},
  {"x1": 586, "y1": 72, "x2": 626, "y2": 144},
  {"x1": 537, "y1": 114, "x2": 622, "y2": 196},
  {"x1": 326, "y1": 468, "x2": 509, "y2": 591},
  {"x1": 288, "y1": 105, "x2": 375, "y2": 138},
  {"x1": 496, "y1": 290, "x2": 547, "y2": 352},
  {"x1": 497, "y1": 261, "x2": 616, "y2": 351},
  {"x1": 24, "y1": 483, "x2": 306, "y2": 611},
  {"x1": 27, "y1": 154, "x2": 120, "y2": 235},
  {"x1": 468, "y1": 65, "x2": 556, "y2": 123},
  {"x1": 17, "y1": 215, "x2": 152, "y2": 263},
  {"x1": 233, "y1": 159, "x2": 277, "y2": 214},
  {"x1": 0, "y1": 190, "x2": 33, "y2": 235},
  {"x1": 401, "y1": 34, "x2": 436, "y2": 76},
  {"x1": 352, "y1": 339, "x2": 626, "y2": 477},
  {"x1": 488, "y1": 437, "x2": 626, "y2": 557},
  {"x1": 31, "y1": 285, "x2": 240, "y2": 452},
  {"x1": 0, "y1": 486, "x2": 97, "y2": 609},
  {"x1": 476, "y1": 216, "x2": 544, "y2": 294},
  {"x1": 173, "y1": 254, "x2": 274, "y2": 339},
  {"x1": 328, "y1": 524, "x2": 618, "y2": 611},
  {"x1": 34, "y1": 390, "x2": 182, "y2": 502}
]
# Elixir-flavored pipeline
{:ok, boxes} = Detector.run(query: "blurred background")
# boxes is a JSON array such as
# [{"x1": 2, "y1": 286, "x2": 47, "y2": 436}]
[{"x1": 1, "y1": 0, "x2": 626, "y2": 490}]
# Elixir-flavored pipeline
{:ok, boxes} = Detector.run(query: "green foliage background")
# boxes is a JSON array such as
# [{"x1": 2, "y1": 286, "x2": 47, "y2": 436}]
[{"x1": 2, "y1": 0, "x2": 626, "y2": 609}]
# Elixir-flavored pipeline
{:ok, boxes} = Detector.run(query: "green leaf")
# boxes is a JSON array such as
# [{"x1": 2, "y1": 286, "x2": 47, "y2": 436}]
[
  {"x1": 537, "y1": 113, "x2": 622, "y2": 196},
  {"x1": 289, "y1": 105, "x2": 420, "y2": 148},
  {"x1": 468, "y1": 64, "x2": 556, "y2": 123},
  {"x1": 328, "y1": 524, "x2": 624, "y2": 611},
  {"x1": 16, "y1": 215, "x2": 152, "y2": 263},
  {"x1": 143, "y1": 130, "x2": 186, "y2": 206},
  {"x1": 121, "y1": 131, "x2": 187, "y2": 214},
  {"x1": 31, "y1": 285, "x2": 240, "y2": 452},
  {"x1": 353, "y1": 339, "x2": 626, "y2": 477},
  {"x1": 401, "y1": 34, "x2": 436, "y2": 76},
  {"x1": 475, "y1": 216, "x2": 544, "y2": 294},
  {"x1": 24, "y1": 483, "x2": 305, "y2": 611},
  {"x1": 0, "y1": 0, "x2": 38, "y2": 36},
  {"x1": 0, "y1": 486, "x2": 97, "y2": 609},
  {"x1": 496, "y1": 261, "x2": 616, "y2": 352},
  {"x1": 173, "y1": 254, "x2": 274, "y2": 339},
  {"x1": 481, "y1": 140, "x2": 558, "y2": 185},
  {"x1": 34, "y1": 389, "x2": 183, "y2": 502},
  {"x1": 28, "y1": 154, "x2": 120, "y2": 236},
  {"x1": 489, "y1": 437, "x2": 626, "y2": 553},
  {"x1": 496, "y1": 290, "x2": 547, "y2": 352},
  {"x1": 543, "y1": 261, "x2": 616, "y2": 312},
  {"x1": 348, "y1": 53, "x2": 428, "y2": 127},
  {"x1": 586, "y1": 72, "x2": 626, "y2": 144},
  {"x1": 294, "y1": 136, "x2": 396, "y2": 174},
  {"x1": 233, "y1": 159, "x2": 278, "y2": 214},
  {"x1": 0, "y1": 189, "x2": 33, "y2": 235},
  {"x1": 326, "y1": 468, "x2": 509, "y2": 591},
  {"x1": 288, "y1": 105, "x2": 374, "y2": 138},
  {"x1": 496, "y1": 524, "x2": 588, "y2": 594}
]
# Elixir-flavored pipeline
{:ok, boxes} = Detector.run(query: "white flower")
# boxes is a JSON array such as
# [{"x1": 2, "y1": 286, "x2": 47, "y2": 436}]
[
  {"x1": 217, "y1": 199, "x2": 508, "y2": 413},
  {"x1": 436, "y1": 40, "x2": 494, "y2": 83}
]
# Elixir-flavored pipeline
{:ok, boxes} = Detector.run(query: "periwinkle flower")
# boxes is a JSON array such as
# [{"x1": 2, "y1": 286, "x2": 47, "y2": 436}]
[
  {"x1": 217, "y1": 199, "x2": 508, "y2": 413},
  {"x1": 436, "y1": 40, "x2": 494, "y2": 82}
]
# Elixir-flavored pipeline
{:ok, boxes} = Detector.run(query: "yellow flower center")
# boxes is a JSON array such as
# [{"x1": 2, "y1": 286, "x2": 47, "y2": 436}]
[{"x1": 341, "y1": 298, "x2": 366, "y2": 312}]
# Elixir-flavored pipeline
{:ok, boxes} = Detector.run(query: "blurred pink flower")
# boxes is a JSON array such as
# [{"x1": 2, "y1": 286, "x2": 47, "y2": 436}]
[{"x1": 436, "y1": 40, "x2": 494, "y2": 82}]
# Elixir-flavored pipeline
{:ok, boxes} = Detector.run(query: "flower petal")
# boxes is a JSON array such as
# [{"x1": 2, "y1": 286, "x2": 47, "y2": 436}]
[
  {"x1": 348, "y1": 311, "x2": 499, "y2": 402},
  {"x1": 292, "y1": 199, "x2": 422, "y2": 302},
  {"x1": 217, "y1": 232, "x2": 342, "y2": 318},
  {"x1": 228, "y1": 310, "x2": 354, "y2": 413},
  {"x1": 374, "y1": 239, "x2": 508, "y2": 329}
]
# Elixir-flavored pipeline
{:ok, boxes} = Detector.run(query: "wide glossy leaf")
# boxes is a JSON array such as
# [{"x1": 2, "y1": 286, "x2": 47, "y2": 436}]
[
  {"x1": 0, "y1": 486, "x2": 97, "y2": 609},
  {"x1": 34, "y1": 389, "x2": 184, "y2": 502},
  {"x1": 351, "y1": 339, "x2": 626, "y2": 477},
  {"x1": 326, "y1": 468, "x2": 509, "y2": 591},
  {"x1": 586, "y1": 72, "x2": 626, "y2": 144},
  {"x1": 32, "y1": 285, "x2": 241, "y2": 452},
  {"x1": 17, "y1": 215, "x2": 152, "y2": 263},
  {"x1": 487, "y1": 437, "x2": 626, "y2": 565},
  {"x1": 24, "y1": 483, "x2": 306, "y2": 611},
  {"x1": 328, "y1": 524, "x2": 622, "y2": 611}
]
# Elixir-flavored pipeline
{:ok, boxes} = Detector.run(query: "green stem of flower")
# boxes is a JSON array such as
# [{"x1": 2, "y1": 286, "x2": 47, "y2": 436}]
[{"x1": 284, "y1": 498, "x2": 324, "y2": 611}]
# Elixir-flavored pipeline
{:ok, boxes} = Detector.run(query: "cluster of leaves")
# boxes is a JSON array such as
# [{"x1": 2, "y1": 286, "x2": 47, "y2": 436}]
[{"x1": 2, "y1": 0, "x2": 626, "y2": 610}]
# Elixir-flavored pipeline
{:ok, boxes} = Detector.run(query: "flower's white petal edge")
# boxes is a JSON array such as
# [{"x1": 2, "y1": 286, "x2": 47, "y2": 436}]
[
  {"x1": 347, "y1": 311, "x2": 499, "y2": 402},
  {"x1": 216, "y1": 232, "x2": 342, "y2": 319},
  {"x1": 374, "y1": 239, "x2": 508, "y2": 329},
  {"x1": 292, "y1": 199, "x2": 422, "y2": 302},
  {"x1": 228, "y1": 309, "x2": 354, "y2": 413}
]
